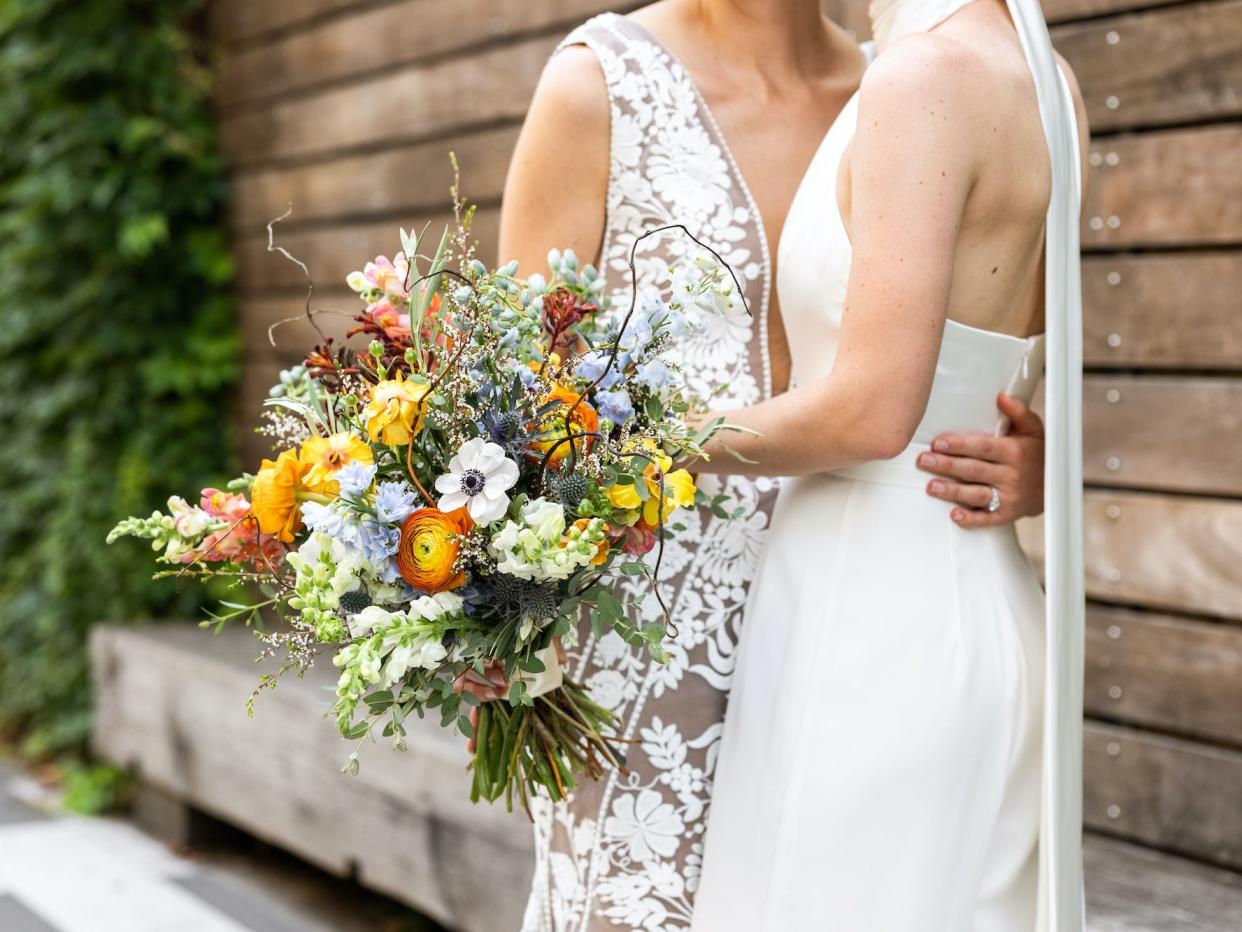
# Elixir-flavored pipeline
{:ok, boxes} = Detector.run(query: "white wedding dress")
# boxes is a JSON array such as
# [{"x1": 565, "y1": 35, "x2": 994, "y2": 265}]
[{"x1": 690, "y1": 0, "x2": 1085, "y2": 929}]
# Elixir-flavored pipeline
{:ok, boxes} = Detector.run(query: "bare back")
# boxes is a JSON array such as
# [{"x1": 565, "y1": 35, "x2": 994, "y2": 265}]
[{"x1": 838, "y1": 0, "x2": 1088, "y2": 338}]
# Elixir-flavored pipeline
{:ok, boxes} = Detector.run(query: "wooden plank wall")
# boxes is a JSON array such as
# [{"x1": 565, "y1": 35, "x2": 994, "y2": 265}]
[
  {"x1": 1037, "y1": 0, "x2": 1242, "y2": 872},
  {"x1": 210, "y1": 0, "x2": 1242, "y2": 871},
  {"x1": 206, "y1": 0, "x2": 645, "y2": 463}
]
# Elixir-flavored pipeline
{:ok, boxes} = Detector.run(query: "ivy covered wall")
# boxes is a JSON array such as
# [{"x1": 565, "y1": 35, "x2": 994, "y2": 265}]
[{"x1": 0, "y1": 0, "x2": 239, "y2": 754}]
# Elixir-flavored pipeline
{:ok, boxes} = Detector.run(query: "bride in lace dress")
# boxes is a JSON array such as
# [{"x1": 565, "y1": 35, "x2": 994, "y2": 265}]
[{"x1": 492, "y1": 3, "x2": 1051, "y2": 929}]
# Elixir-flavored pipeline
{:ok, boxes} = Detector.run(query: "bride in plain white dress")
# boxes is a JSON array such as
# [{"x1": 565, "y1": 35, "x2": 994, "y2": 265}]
[{"x1": 687, "y1": 0, "x2": 1087, "y2": 928}]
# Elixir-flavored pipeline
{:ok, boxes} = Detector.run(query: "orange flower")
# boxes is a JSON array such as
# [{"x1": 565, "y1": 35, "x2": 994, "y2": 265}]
[
  {"x1": 530, "y1": 386, "x2": 598, "y2": 467},
  {"x1": 397, "y1": 507, "x2": 473, "y2": 592},
  {"x1": 250, "y1": 449, "x2": 304, "y2": 543}
]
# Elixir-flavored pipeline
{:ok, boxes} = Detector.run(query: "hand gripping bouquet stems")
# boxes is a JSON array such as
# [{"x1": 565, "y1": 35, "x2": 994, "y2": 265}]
[{"x1": 108, "y1": 193, "x2": 747, "y2": 813}]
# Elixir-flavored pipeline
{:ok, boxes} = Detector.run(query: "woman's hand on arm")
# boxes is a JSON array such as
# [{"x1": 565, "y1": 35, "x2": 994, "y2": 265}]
[
  {"x1": 497, "y1": 45, "x2": 610, "y2": 273},
  {"x1": 697, "y1": 41, "x2": 978, "y2": 477}
]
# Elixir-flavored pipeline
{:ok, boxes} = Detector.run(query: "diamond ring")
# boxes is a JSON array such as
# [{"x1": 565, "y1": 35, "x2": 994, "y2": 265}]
[{"x1": 986, "y1": 487, "x2": 1001, "y2": 513}]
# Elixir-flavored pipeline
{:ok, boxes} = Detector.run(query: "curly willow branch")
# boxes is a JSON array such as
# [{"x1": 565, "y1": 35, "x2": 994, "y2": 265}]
[
  {"x1": 547, "y1": 224, "x2": 747, "y2": 639},
  {"x1": 265, "y1": 206, "x2": 330, "y2": 348}
]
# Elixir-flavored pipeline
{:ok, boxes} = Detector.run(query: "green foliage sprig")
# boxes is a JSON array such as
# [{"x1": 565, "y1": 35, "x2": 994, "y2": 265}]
[{"x1": 0, "y1": 0, "x2": 238, "y2": 755}]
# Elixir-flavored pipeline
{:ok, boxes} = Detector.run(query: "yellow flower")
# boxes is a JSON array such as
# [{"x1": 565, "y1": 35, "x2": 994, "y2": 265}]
[
  {"x1": 605, "y1": 448, "x2": 697, "y2": 528},
  {"x1": 250, "y1": 448, "x2": 304, "y2": 543},
  {"x1": 363, "y1": 372, "x2": 427, "y2": 446},
  {"x1": 299, "y1": 432, "x2": 373, "y2": 495}
]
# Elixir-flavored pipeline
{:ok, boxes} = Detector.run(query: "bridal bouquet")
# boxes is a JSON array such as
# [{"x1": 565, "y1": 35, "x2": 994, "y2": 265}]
[{"x1": 108, "y1": 202, "x2": 741, "y2": 812}]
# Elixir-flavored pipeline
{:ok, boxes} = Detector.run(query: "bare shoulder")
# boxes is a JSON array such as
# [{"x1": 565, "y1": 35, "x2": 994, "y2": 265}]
[
  {"x1": 1054, "y1": 50, "x2": 1089, "y2": 138},
  {"x1": 1053, "y1": 51, "x2": 1091, "y2": 190},
  {"x1": 1054, "y1": 51, "x2": 1085, "y2": 113},
  {"x1": 854, "y1": 32, "x2": 978, "y2": 144},
  {"x1": 856, "y1": 33, "x2": 983, "y2": 126},
  {"x1": 498, "y1": 42, "x2": 610, "y2": 270},
  {"x1": 529, "y1": 44, "x2": 609, "y2": 132}
]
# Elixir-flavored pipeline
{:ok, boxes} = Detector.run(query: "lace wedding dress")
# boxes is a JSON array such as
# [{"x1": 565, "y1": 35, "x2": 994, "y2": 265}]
[
  {"x1": 521, "y1": 14, "x2": 781, "y2": 931},
  {"x1": 690, "y1": 0, "x2": 1086, "y2": 928}
]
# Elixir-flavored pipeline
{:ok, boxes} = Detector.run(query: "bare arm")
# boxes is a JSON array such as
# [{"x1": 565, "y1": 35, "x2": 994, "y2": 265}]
[
  {"x1": 698, "y1": 42, "x2": 977, "y2": 476},
  {"x1": 917, "y1": 54, "x2": 1088, "y2": 527},
  {"x1": 497, "y1": 46, "x2": 610, "y2": 273}
]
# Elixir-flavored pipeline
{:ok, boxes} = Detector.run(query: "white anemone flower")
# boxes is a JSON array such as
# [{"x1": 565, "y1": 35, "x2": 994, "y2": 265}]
[{"x1": 435, "y1": 437, "x2": 520, "y2": 524}]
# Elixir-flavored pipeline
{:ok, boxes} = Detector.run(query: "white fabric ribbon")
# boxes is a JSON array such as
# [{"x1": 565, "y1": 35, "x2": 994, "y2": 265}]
[
  {"x1": 1002, "y1": 1, "x2": 1087, "y2": 928},
  {"x1": 518, "y1": 644, "x2": 564, "y2": 699}
]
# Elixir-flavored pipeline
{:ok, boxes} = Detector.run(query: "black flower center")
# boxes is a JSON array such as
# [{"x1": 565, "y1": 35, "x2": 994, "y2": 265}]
[{"x1": 460, "y1": 468, "x2": 486, "y2": 496}]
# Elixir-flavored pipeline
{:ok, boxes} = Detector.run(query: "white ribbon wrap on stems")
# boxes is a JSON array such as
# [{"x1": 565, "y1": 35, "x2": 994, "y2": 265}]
[{"x1": 518, "y1": 644, "x2": 564, "y2": 699}]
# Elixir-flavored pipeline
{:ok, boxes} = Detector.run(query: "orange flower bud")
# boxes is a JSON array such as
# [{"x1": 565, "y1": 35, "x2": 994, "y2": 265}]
[{"x1": 530, "y1": 386, "x2": 598, "y2": 468}]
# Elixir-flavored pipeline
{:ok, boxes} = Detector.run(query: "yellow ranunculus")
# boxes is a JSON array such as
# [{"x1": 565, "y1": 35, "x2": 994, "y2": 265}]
[
  {"x1": 300, "y1": 432, "x2": 373, "y2": 494},
  {"x1": 250, "y1": 448, "x2": 304, "y2": 543},
  {"x1": 363, "y1": 372, "x2": 427, "y2": 446},
  {"x1": 605, "y1": 448, "x2": 697, "y2": 528}
]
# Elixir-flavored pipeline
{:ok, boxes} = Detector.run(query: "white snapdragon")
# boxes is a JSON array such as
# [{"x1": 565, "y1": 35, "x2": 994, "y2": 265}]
[
  {"x1": 341, "y1": 596, "x2": 460, "y2": 689},
  {"x1": 167, "y1": 496, "x2": 213, "y2": 538},
  {"x1": 286, "y1": 532, "x2": 368, "y2": 641},
  {"x1": 489, "y1": 497, "x2": 605, "y2": 582}
]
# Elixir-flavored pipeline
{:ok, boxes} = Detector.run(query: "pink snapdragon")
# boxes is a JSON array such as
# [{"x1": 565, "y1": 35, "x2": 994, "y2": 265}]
[
  {"x1": 172, "y1": 488, "x2": 288, "y2": 567},
  {"x1": 346, "y1": 254, "x2": 410, "y2": 304}
]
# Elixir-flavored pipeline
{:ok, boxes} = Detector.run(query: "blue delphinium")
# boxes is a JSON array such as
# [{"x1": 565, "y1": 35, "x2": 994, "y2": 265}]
[
  {"x1": 375, "y1": 481, "x2": 417, "y2": 524},
  {"x1": 355, "y1": 517, "x2": 402, "y2": 582},
  {"x1": 575, "y1": 349, "x2": 624, "y2": 389},
  {"x1": 635, "y1": 358, "x2": 673, "y2": 392},
  {"x1": 301, "y1": 500, "x2": 352, "y2": 538},
  {"x1": 595, "y1": 388, "x2": 636, "y2": 426},
  {"x1": 337, "y1": 461, "x2": 377, "y2": 498}
]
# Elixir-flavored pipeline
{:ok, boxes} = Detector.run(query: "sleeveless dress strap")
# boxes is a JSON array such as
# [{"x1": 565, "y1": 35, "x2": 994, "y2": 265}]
[
  {"x1": 1003, "y1": 2, "x2": 1086, "y2": 929},
  {"x1": 556, "y1": 11, "x2": 626, "y2": 57}
]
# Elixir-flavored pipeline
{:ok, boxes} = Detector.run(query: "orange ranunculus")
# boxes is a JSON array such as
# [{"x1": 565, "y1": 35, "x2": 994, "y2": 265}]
[
  {"x1": 299, "y1": 432, "x2": 373, "y2": 495},
  {"x1": 250, "y1": 448, "x2": 304, "y2": 543},
  {"x1": 530, "y1": 385, "x2": 598, "y2": 468},
  {"x1": 397, "y1": 507, "x2": 473, "y2": 592}
]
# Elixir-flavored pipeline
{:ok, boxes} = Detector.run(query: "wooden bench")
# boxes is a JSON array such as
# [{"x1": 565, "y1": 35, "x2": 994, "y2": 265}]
[{"x1": 91, "y1": 624, "x2": 1242, "y2": 931}]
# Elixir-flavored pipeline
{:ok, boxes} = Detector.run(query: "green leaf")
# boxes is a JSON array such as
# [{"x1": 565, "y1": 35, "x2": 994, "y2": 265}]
[
  {"x1": 364, "y1": 690, "x2": 394, "y2": 712},
  {"x1": 343, "y1": 721, "x2": 370, "y2": 740},
  {"x1": 518, "y1": 654, "x2": 546, "y2": 674}
]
